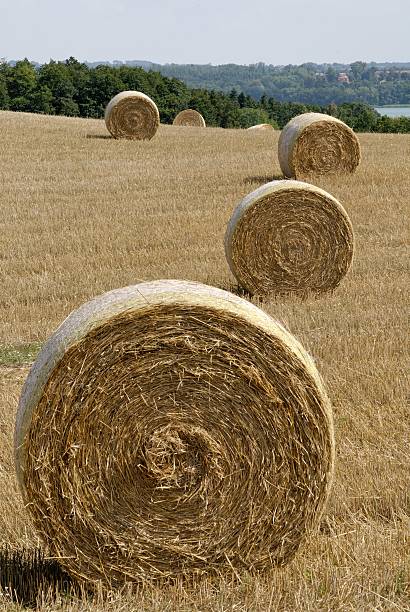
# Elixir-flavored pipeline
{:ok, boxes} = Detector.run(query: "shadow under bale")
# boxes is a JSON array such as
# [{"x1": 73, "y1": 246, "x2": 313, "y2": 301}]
[
  {"x1": 0, "y1": 547, "x2": 78, "y2": 608},
  {"x1": 85, "y1": 134, "x2": 112, "y2": 140}
]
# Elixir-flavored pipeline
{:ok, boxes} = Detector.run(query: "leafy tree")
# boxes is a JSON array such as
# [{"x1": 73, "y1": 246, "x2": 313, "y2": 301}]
[
  {"x1": 7, "y1": 59, "x2": 37, "y2": 99},
  {"x1": 335, "y1": 102, "x2": 379, "y2": 131},
  {"x1": 245, "y1": 80, "x2": 265, "y2": 99},
  {"x1": 30, "y1": 85, "x2": 53, "y2": 114},
  {"x1": 237, "y1": 92, "x2": 247, "y2": 108},
  {"x1": 234, "y1": 107, "x2": 277, "y2": 128},
  {"x1": 0, "y1": 70, "x2": 9, "y2": 109},
  {"x1": 1, "y1": 57, "x2": 409, "y2": 133},
  {"x1": 38, "y1": 61, "x2": 77, "y2": 115},
  {"x1": 326, "y1": 66, "x2": 337, "y2": 83},
  {"x1": 350, "y1": 61, "x2": 367, "y2": 81},
  {"x1": 82, "y1": 65, "x2": 125, "y2": 117},
  {"x1": 59, "y1": 97, "x2": 79, "y2": 116}
]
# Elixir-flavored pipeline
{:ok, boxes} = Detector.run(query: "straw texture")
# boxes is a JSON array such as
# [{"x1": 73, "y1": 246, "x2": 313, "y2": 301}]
[
  {"x1": 104, "y1": 91, "x2": 160, "y2": 140},
  {"x1": 15, "y1": 280, "x2": 334, "y2": 588},
  {"x1": 225, "y1": 180, "x2": 354, "y2": 296},
  {"x1": 173, "y1": 109, "x2": 206, "y2": 127},
  {"x1": 247, "y1": 124, "x2": 274, "y2": 131},
  {"x1": 278, "y1": 112, "x2": 361, "y2": 178}
]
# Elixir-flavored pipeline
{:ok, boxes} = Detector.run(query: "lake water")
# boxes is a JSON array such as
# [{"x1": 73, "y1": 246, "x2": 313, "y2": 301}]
[{"x1": 374, "y1": 106, "x2": 410, "y2": 118}]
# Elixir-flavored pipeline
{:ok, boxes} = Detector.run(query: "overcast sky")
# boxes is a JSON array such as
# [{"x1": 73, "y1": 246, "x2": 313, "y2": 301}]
[{"x1": 1, "y1": 0, "x2": 408, "y2": 65}]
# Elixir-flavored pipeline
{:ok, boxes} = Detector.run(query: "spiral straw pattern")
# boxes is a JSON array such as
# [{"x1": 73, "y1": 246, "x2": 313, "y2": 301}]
[
  {"x1": 15, "y1": 280, "x2": 334, "y2": 588},
  {"x1": 225, "y1": 180, "x2": 354, "y2": 296},
  {"x1": 173, "y1": 109, "x2": 206, "y2": 127},
  {"x1": 278, "y1": 112, "x2": 361, "y2": 178},
  {"x1": 104, "y1": 91, "x2": 160, "y2": 140}
]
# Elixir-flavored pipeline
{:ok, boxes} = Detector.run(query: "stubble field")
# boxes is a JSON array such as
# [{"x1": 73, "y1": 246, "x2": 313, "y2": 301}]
[{"x1": 0, "y1": 110, "x2": 408, "y2": 611}]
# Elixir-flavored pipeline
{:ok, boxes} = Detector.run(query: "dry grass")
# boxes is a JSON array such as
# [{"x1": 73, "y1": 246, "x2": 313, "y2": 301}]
[{"x1": 0, "y1": 110, "x2": 409, "y2": 610}]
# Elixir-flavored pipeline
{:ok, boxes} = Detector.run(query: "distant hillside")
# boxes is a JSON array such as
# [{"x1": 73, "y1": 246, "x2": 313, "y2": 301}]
[
  {"x1": 1, "y1": 58, "x2": 410, "y2": 132},
  {"x1": 3, "y1": 59, "x2": 410, "y2": 106},
  {"x1": 149, "y1": 61, "x2": 410, "y2": 106},
  {"x1": 79, "y1": 60, "x2": 410, "y2": 106}
]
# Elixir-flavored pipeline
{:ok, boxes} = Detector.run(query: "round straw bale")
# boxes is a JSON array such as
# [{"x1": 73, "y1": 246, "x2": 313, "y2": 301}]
[
  {"x1": 173, "y1": 109, "x2": 206, "y2": 127},
  {"x1": 15, "y1": 280, "x2": 334, "y2": 588},
  {"x1": 104, "y1": 91, "x2": 160, "y2": 140},
  {"x1": 247, "y1": 123, "x2": 275, "y2": 131},
  {"x1": 225, "y1": 180, "x2": 354, "y2": 296},
  {"x1": 278, "y1": 112, "x2": 361, "y2": 178}
]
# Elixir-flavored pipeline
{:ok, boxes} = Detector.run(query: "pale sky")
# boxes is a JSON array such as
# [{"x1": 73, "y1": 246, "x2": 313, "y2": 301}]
[{"x1": 1, "y1": 0, "x2": 408, "y2": 65}]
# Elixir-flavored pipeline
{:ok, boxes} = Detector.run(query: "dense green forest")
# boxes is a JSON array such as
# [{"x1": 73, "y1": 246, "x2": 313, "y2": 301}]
[
  {"x1": 153, "y1": 61, "x2": 410, "y2": 106},
  {"x1": 1, "y1": 58, "x2": 410, "y2": 133}
]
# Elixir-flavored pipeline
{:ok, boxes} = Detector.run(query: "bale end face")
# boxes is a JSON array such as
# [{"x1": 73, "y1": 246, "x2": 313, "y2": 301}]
[
  {"x1": 278, "y1": 112, "x2": 361, "y2": 178},
  {"x1": 173, "y1": 109, "x2": 206, "y2": 127},
  {"x1": 225, "y1": 180, "x2": 354, "y2": 297},
  {"x1": 104, "y1": 91, "x2": 160, "y2": 140},
  {"x1": 15, "y1": 280, "x2": 334, "y2": 588}
]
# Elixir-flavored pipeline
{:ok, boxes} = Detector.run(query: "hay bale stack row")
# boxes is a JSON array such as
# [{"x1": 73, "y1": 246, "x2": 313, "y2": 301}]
[
  {"x1": 14, "y1": 100, "x2": 362, "y2": 590},
  {"x1": 15, "y1": 280, "x2": 334, "y2": 588},
  {"x1": 104, "y1": 92, "x2": 206, "y2": 139},
  {"x1": 103, "y1": 94, "x2": 360, "y2": 185}
]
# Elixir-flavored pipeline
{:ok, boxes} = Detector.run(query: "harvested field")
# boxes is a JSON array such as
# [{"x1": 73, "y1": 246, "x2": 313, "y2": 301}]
[{"x1": 0, "y1": 110, "x2": 409, "y2": 610}]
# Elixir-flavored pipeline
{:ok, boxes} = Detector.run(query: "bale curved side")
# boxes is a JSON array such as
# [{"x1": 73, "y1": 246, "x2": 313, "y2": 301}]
[
  {"x1": 173, "y1": 109, "x2": 206, "y2": 127},
  {"x1": 225, "y1": 180, "x2": 354, "y2": 296},
  {"x1": 104, "y1": 91, "x2": 160, "y2": 140},
  {"x1": 15, "y1": 280, "x2": 334, "y2": 588},
  {"x1": 247, "y1": 124, "x2": 275, "y2": 131},
  {"x1": 278, "y1": 112, "x2": 361, "y2": 178}
]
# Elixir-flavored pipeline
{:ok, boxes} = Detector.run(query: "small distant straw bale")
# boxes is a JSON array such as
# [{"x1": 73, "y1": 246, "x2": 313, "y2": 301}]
[
  {"x1": 173, "y1": 109, "x2": 206, "y2": 127},
  {"x1": 278, "y1": 112, "x2": 361, "y2": 178},
  {"x1": 104, "y1": 91, "x2": 159, "y2": 140},
  {"x1": 247, "y1": 123, "x2": 274, "y2": 131},
  {"x1": 225, "y1": 180, "x2": 354, "y2": 296},
  {"x1": 15, "y1": 280, "x2": 334, "y2": 588}
]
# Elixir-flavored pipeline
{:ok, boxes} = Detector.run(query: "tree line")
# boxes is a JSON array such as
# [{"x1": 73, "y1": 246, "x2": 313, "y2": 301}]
[
  {"x1": 154, "y1": 61, "x2": 410, "y2": 106},
  {"x1": 0, "y1": 58, "x2": 409, "y2": 133}
]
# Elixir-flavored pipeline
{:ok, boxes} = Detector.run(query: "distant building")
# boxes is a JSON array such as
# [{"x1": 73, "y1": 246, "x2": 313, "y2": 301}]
[{"x1": 337, "y1": 72, "x2": 350, "y2": 84}]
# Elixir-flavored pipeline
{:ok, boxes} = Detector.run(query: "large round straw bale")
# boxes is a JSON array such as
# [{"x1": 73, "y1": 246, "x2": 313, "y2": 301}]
[
  {"x1": 247, "y1": 123, "x2": 274, "y2": 131},
  {"x1": 225, "y1": 180, "x2": 354, "y2": 296},
  {"x1": 15, "y1": 280, "x2": 334, "y2": 588},
  {"x1": 278, "y1": 112, "x2": 361, "y2": 178},
  {"x1": 173, "y1": 109, "x2": 206, "y2": 127},
  {"x1": 104, "y1": 91, "x2": 160, "y2": 140}
]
